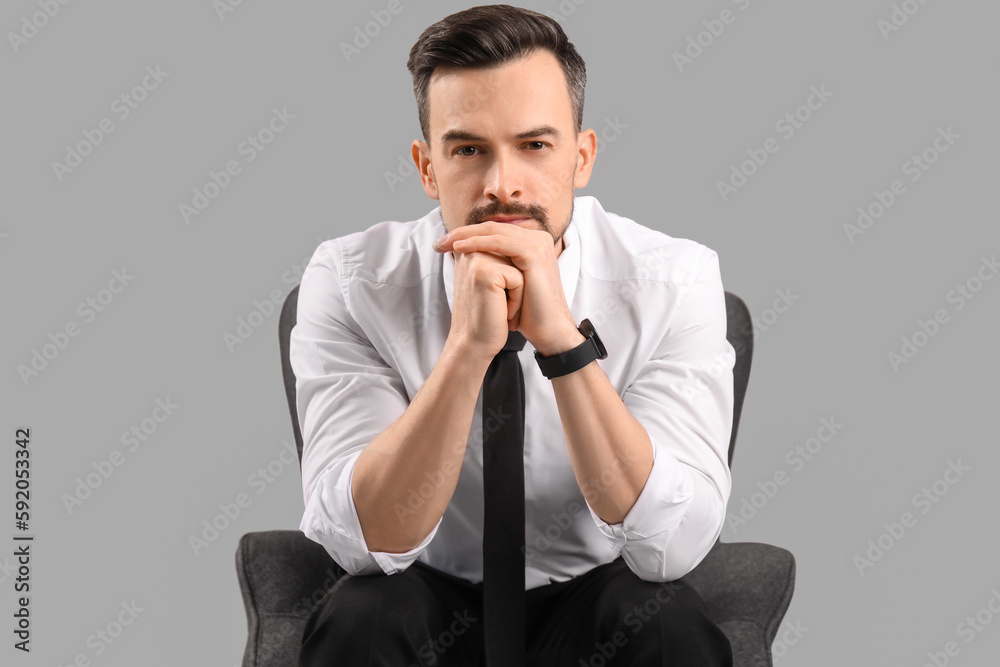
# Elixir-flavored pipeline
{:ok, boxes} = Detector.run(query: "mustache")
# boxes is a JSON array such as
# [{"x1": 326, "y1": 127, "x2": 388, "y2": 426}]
[{"x1": 466, "y1": 201, "x2": 548, "y2": 226}]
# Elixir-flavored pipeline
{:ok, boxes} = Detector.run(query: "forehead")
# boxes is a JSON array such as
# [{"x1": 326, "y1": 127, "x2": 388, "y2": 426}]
[{"x1": 426, "y1": 49, "x2": 575, "y2": 139}]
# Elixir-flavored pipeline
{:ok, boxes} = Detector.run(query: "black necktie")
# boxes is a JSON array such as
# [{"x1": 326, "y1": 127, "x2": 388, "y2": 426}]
[{"x1": 482, "y1": 329, "x2": 527, "y2": 666}]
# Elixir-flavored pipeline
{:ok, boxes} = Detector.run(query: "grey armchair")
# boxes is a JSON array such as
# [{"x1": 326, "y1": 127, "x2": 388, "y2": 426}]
[{"x1": 236, "y1": 286, "x2": 796, "y2": 666}]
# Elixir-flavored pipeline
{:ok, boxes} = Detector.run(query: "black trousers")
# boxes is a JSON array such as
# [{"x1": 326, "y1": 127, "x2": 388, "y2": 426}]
[{"x1": 299, "y1": 556, "x2": 732, "y2": 666}]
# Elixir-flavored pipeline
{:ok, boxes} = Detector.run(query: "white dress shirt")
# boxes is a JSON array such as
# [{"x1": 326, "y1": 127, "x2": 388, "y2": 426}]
[{"x1": 292, "y1": 195, "x2": 734, "y2": 589}]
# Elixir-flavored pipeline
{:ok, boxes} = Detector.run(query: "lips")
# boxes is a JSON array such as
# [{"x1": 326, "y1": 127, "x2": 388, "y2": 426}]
[{"x1": 482, "y1": 217, "x2": 529, "y2": 223}]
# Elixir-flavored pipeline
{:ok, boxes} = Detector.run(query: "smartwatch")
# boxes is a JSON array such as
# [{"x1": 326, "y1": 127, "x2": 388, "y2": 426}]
[{"x1": 534, "y1": 318, "x2": 608, "y2": 380}]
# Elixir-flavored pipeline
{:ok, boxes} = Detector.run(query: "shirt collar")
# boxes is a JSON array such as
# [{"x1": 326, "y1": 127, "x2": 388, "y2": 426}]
[{"x1": 440, "y1": 203, "x2": 582, "y2": 319}]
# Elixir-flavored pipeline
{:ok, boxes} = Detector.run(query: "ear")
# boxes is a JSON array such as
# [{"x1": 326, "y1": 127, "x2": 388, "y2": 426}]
[
  {"x1": 573, "y1": 128, "x2": 597, "y2": 189},
  {"x1": 412, "y1": 139, "x2": 439, "y2": 200}
]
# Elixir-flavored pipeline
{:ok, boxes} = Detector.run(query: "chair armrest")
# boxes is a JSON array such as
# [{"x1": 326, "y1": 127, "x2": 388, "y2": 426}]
[
  {"x1": 236, "y1": 530, "x2": 345, "y2": 667},
  {"x1": 681, "y1": 541, "x2": 796, "y2": 666}
]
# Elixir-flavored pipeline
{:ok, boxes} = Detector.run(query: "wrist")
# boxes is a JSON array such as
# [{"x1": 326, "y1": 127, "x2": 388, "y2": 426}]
[
  {"x1": 441, "y1": 334, "x2": 496, "y2": 370},
  {"x1": 534, "y1": 323, "x2": 587, "y2": 358}
]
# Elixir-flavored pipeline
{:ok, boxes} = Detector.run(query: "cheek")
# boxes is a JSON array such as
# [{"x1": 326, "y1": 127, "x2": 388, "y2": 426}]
[
  {"x1": 565, "y1": 160, "x2": 578, "y2": 183},
  {"x1": 539, "y1": 156, "x2": 577, "y2": 189},
  {"x1": 439, "y1": 165, "x2": 481, "y2": 193},
  {"x1": 533, "y1": 159, "x2": 577, "y2": 209}
]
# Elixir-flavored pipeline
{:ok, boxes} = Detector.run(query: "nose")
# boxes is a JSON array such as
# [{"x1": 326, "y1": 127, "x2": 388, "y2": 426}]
[{"x1": 483, "y1": 150, "x2": 523, "y2": 202}]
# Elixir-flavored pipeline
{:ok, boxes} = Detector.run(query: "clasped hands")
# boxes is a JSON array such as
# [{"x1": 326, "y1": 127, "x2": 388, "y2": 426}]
[{"x1": 433, "y1": 222, "x2": 584, "y2": 360}]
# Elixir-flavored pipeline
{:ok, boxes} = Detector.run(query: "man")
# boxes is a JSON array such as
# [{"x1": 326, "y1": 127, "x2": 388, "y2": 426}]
[{"x1": 294, "y1": 5, "x2": 734, "y2": 665}]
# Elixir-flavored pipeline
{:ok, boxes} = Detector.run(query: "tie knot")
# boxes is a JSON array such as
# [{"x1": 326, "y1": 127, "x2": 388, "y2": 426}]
[{"x1": 502, "y1": 330, "x2": 527, "y2": 353}]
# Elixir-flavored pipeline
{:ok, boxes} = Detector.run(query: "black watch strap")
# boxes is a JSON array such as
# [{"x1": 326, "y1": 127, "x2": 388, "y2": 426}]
[{"x1": 534, "y1": 318, "x2": 608, "y2": 380}]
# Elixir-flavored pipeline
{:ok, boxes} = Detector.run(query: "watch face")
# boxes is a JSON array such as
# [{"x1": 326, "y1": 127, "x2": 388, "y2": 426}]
[
  {"x1": 580, "y1": 319, "x2": 608, "y2": 359},
  {"x1": 593, "y1": 330, "x2": 608, "y2": 359}
]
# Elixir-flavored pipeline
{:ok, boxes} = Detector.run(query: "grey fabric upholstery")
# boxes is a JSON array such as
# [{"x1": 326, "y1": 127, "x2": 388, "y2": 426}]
[
  {"x1": 684, "y1": 542, "x2": 797, "y2": 666},
  {"x1": 236, "y1": 530, "x2": 345, "y2": 667},
  {"x1": 236, "y1": 287, "x2": 796, "y2": 666},
  {"x1": 726, "y1": 287, "x2": 753, "y2": 467}
]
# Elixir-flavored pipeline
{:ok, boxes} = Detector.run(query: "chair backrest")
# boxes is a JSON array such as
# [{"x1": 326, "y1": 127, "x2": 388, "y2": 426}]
[
  {"x1": 279, "y1": 284, "x2": 304, "y2": 465},
  {"x1": 279, "y1": 285, "x2": 753, "y2": 470},
  {"x1": 723, "y1": 291, "x2": 753, "y2": 468}
]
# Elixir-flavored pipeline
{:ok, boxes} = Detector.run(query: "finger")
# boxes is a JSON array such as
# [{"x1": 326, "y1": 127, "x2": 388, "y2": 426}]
[
  {"x1": 452, "y1": 235, "x2": 534, "y2": 269},
  {"x1": 507, "y1": 283, "x2": 523, "y2": 326},
  {"x1": 495, "y1": 264, "x2": 524, "y2": 325},
  {"x1": 439, "y1": 220, "x2": 522, "y2": 247}
]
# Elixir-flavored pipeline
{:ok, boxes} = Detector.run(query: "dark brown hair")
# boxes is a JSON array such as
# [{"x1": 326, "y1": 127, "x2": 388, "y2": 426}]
[{"x1": 406, "y1": 4, "x2": 587, "y2": 142}]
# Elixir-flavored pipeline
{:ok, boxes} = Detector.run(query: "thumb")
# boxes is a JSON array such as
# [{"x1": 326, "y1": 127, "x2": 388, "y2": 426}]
[{"x1": 497, "y1": 265, "x2": 524, "y2": 329}]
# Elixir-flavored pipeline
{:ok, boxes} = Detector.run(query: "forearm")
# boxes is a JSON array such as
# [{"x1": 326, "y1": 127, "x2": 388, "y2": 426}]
[
  {"x1": 352, "y1": 338, "x2": 492, "y2": 553},
  {"x1": 542, "y1": 330, "x2": 654, "y2": 525}
]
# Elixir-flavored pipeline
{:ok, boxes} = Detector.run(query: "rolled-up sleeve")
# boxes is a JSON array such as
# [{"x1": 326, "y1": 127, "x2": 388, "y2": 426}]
[
  {"x1": 585, "y1": 247, "x2": 734, "y2": 582},
  {"x1": 292, "y1": 240, "x2": 441, "y2": 576}
]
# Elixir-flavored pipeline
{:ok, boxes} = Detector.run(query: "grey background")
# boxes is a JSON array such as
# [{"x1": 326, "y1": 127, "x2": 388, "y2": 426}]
[{"x1": 2, "y1": 0, "x2": 998, "y2": 664}]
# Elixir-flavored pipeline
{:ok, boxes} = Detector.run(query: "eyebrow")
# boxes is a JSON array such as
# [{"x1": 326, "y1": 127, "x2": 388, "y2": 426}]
[{"x1": 439, "y1": 125, "x2": 562, "y2": 144}]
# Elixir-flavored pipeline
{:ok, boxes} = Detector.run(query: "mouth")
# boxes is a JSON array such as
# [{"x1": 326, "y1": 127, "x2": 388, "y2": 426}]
[{"x1": 481, "y1": 216, "x2": 530, "y2": 224}]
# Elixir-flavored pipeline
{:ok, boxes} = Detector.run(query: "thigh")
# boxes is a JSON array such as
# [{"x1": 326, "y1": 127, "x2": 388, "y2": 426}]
[
  {"x1": 299, "y1": 561, "x2": 485, "y2": 667},
  {"x1": 526, "y1": 557, "x2": 732, "y2": 667}
]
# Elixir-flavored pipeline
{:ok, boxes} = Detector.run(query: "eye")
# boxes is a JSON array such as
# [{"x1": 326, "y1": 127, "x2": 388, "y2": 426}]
[
  {"x1": 455, "y1": 146, "x2": 480, "y2": 157},
  {"x1": 526, "y1": 141, "x2": 548, "y2": 150}
]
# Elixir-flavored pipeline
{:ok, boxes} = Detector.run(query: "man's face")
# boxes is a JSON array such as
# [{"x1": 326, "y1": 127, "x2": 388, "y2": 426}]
[{"x1": 412, "y1": 49, "x2": 596, "y2": 257}]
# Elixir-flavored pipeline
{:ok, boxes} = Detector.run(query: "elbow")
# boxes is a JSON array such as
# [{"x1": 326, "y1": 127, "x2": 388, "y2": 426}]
[
  {"x1": 301, "y1": 524, "x2": 385, "y2": 577},
  {"x1": 623, "y1": 542, "x2": 715, "y2": 584},
  {"x1": 623, "y1": 551, "x2": 702, "y2": 584},
  {"x1": 622, "y1": 490, "x2": 726, "y2": 583},
  {"x1": 300, "y1": 507, "x2": 386, "y2": 577},
  {"x1": 362, "y1": 532, "x2": 424, "y2": 555}
]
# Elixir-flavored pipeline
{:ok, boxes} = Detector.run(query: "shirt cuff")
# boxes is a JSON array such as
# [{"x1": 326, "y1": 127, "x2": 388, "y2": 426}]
[
  {"x1": 584, "y1": 437, "x2": 696, "y2": 571},
  {"x1": 300, "y1": 452, "x2": 443, "y2": 576}
]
